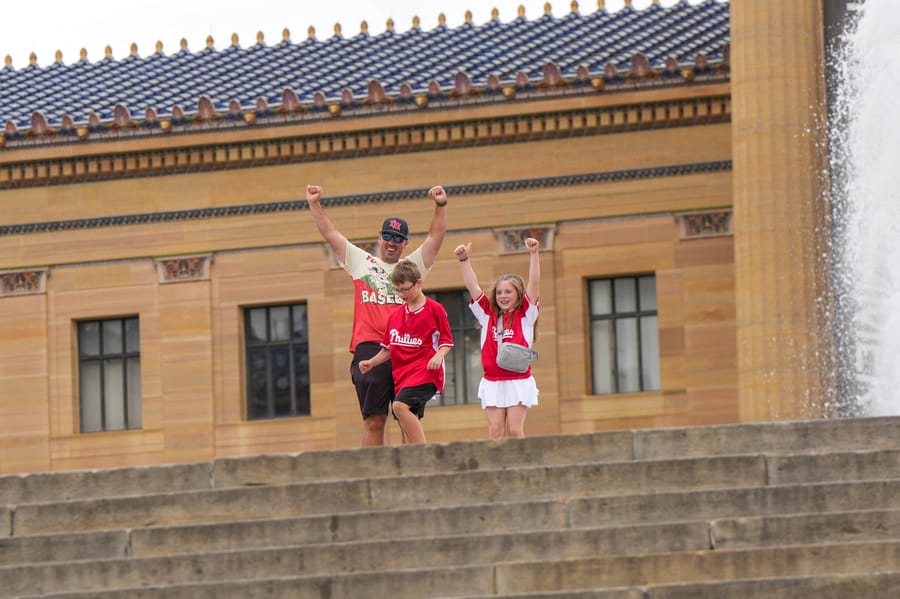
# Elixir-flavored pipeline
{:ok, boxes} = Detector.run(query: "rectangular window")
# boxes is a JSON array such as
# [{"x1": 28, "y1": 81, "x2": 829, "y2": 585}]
[
  {"x1": 589, "y1": 275, "x2": 660, "y2": 394},
  {"x1": 245, "y1": 303, "x2": 311, "y2": 420},
  {"x1": 427, "y1": 290, "x2": 481, "y2": 406},
  {"x1": 78, "y1": 317, "x2": 142, "y2": 433}
]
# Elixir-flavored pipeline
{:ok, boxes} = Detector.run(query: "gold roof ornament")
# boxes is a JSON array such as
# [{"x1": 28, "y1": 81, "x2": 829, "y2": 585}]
[
  {"x1": 206, "y1": 35, "x2": 214, "y2": 48},
  {"x1": 598, "y1": 0, "x2": 605, "y2": 10},
  {"x1": 231, "y1": 33, "x2": 239, "y2": 46},
  {"x1": 180, "y1": 38, "x2": 188, "y2": 51},
  {"x1": 29, "y1": 52, "x2": 37, "y2": 65},
  {"x1": 282, "y1": 28, "x2": 290, "y2": 41},
  {"x1": 412, "y1": 15, "x2": 420, "y2": 29},
  {"x1": 80, "y1": 48, "x2": 88, "y2": 61},
  {"x1": 491, "y1": 7, "x2": 499, "y2": 20},
  {"x1": 361, "y1": 21, "x2": 368, "y2": 34},
  {"x1": 104, "y1": 45, "x2": 112, "y2": 59},
  {"x1": 55, "y1": 50, "x2": 62, "y2": 63},
  {"x1": 518, "y1": 5, "x2": 525, "y2": 18},
  {"x1": 465, "y1": 10, "x2": 473, "y2": 23},
  {"x1": 571, "y1": 0, "x2": 579, "y2": 13},
  {"x1": 256, "y1": 31, "x2": 264, "y2": 45},
  {"x1": 386, "y1": 17, "x2": 394, "y2": 31},
  {"x1": 155, "y1": 41, "x2": 163, "y2": 54},
  {"x1": 625, "y1": 0, "x2": 633, "y2": 7},
  {"x1": 308, "y1": 26, "x2": 315, "y2": 40},
  {"x1": 334, "y1": 22, "x2": 342, "y2": 37},
  {"x1": 130, "y1": 43, "x2": 138, "y2": 56},
  {"x1": 438, "y1": 13, "x2": 446, "y2": 27},
  {"x1": 544, "y1": 3, "x2": 552, "y2": 16},
  {"x1": 4, "y1": 55, "x2": 11, "y2": 68}
]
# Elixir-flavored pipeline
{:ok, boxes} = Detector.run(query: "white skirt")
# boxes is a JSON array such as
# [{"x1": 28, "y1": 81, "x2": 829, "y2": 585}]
[{"x1": 478, "y1": 377, "x2": 539, "y2": 410}]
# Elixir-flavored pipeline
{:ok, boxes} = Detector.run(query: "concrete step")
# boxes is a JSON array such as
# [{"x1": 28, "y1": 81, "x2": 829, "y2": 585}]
[
  {"x1": 3, "y1": 416, "x2": 897, "y2": 507},
  {"x1": 568, "y1": 478, "x2": 900, "y2": 527},
  {"x1": 210, "y1": 416, "x2": 900, "y2": 488},
  {"x1": 4, "y1": 488, "x2": 899, "y2": 567},
  {"x1": 7, "y1": 449, "x2": 900, "y2": 539},
  {"x1": 0, "y1": 463, "x2": 212, "y2": 505},
  {"x1": 8, "y1": 542, "x2": 900, "y2": 598},
  {"x1": 630, "y1": 415, "x2": 900, "y2": 459},
  {"x1": 491, "y1": 540, "x2": 900, "y2": 594},
  {"x1": 128, "y1": 501, "x2": 900, "y2": 559},
  {"x1": 456, "y1": 572, "x2": 900, "y2": 599},
  {"x1": 2, "y1": 508, "x2": 899, "y2": 595},
  {"x1": 0, "y1": 529, "x2": 127, "y2": 566},
  {"x1": 24, "y1": 572, "x2": 900, "y2": 599},
  {"x1": 642, "y1": 571, "x2": 900, "y2": 599},
  {"x1": 9, "y1": 453, "x2": 771, "y2": 535},
  {"x1": 2, "y1": 417, "x2": 899, "y2": 597}
]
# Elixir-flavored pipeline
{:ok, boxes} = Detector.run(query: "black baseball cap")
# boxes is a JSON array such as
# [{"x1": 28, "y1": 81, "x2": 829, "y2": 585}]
[{"x1": 381, "y1": 217, "x2": 409, "y2": 239}]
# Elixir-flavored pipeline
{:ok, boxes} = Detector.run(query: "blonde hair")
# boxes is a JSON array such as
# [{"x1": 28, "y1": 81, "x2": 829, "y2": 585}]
[
  {"x1": 489, "y1": 273, "x2": 539, "y2": 339},
  {"x1": 489, "y1": 274, "x2": 525, "y2": 313}
]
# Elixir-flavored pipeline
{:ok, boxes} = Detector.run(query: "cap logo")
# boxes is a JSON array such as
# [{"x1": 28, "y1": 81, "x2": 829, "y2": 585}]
[{"x1": 387, "y1": 219, "x2": 403, "y2": 230}]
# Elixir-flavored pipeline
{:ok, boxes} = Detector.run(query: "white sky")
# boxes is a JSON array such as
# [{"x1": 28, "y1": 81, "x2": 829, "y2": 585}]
[{"x1": 3, "y1": 1, "x2": 678, "y2": 68}]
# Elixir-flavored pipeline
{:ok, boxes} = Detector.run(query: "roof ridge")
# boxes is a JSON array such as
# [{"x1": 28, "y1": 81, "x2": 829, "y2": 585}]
[
  {"x1": 0, "y1": 0, "x2": 731, "y2": 139},
  {"x1": 1, "y1": 1, "x2": 725, "y2": 70}
]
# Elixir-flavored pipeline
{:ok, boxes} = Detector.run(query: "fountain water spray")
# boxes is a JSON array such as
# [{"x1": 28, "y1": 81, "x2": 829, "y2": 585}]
[{"x1": 830, "y1": 0, "x2": 900, "y2": 416}]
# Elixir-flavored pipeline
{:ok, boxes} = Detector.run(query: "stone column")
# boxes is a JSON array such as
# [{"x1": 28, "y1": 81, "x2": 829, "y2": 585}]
[{"x1": 730, "y1": 2, "x2": 831, "y2": 420}]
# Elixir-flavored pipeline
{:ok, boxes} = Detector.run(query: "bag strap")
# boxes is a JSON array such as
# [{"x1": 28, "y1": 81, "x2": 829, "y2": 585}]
[{"x1": 495, "y1": 315, "x2": 504, "y2": 347}]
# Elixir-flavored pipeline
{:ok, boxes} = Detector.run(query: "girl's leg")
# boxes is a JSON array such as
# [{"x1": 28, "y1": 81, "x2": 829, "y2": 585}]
[
  {"x1": 505, "y1": 405, "x2": 528, "y2": 438},
  {"x1": 485, "y1": 407, "x2": 507, "y2": 439},
  {"x1": 392, "y1": 401, "x2": 426, "y2": 444}
]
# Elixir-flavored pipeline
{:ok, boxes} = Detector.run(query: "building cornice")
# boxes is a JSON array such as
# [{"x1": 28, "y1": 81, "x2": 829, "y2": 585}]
[
  {"x1": 0, "y1": 88, "x2": 730, "y2": 191},
  {"x1": 0, "y1": 160, "x2": 732, "y2": 237}
]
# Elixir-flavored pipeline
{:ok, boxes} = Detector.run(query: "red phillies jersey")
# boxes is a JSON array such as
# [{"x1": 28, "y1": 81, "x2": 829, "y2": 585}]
[
  {"x1": 469, "y1": 292, "x2": 539, "y2": 380},
  {"x1": 380, "y1": 297, "x2": 454, "y2": 392},
  {"x1": 340, "y1": 242, "x2": 428, "y2": 352}
]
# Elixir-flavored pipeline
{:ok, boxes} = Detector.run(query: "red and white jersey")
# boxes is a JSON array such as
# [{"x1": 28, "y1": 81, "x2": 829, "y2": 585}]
[
  {"x1": 469, "y1": 292, "x2": 538, "y2": 381},
  {"x1": 340, "y1": 242, "x2": 428, "y2": 352},
  {"x1": 380, "y1": 297, "x2": 454, "y2": 392}
]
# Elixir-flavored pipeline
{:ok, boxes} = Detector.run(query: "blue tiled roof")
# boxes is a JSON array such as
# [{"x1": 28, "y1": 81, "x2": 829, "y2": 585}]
[{"x1": 0, "y1": 1, "x2": 729, "y2": 130}]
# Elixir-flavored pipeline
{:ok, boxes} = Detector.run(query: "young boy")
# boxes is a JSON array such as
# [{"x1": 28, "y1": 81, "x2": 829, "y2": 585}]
[{"x1": 358, "y1": 260, "x2": 453, "y2": 444}]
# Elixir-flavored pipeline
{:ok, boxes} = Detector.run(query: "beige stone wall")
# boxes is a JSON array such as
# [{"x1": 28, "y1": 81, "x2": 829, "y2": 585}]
[
  {"x1": 730, "y1": 2, "x2": 830, "y2": 420},
  {"x1": 0, "y1": 86, "x2": 738, "y2": 473}
]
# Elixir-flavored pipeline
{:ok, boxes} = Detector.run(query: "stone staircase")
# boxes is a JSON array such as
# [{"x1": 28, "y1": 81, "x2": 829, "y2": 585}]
[{"x1": 1, "y1": 417, "x2": 899, "y2": 598}]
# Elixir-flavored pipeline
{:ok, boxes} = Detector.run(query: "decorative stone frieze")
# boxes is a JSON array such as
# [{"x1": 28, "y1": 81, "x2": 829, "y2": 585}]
[
  {"x1": 675, "y1": 210, "x2": 732, "y2": 239},
  {"x1": 0, "y1": 268, "x2": 48, "y2": 296},
  {"x1": 494, "y1": 225, "x2": 556, "y2": 253},
  {"x1": 153, "y1": 254, "x2": 213, "y2": 283}
]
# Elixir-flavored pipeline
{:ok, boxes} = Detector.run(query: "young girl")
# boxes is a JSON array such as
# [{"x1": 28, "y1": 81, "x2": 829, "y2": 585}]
[{"x1": 455, "y1": 238, "x2": 540, "y2": 439}]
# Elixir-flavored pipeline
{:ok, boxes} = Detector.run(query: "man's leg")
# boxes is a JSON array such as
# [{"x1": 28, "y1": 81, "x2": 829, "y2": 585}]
[
  {"x1": 362, "y1": 414, "x2": 388, "y2": 446},
  {"x1": 350, "y1": 343, "x2": 394, "y2": 447}
]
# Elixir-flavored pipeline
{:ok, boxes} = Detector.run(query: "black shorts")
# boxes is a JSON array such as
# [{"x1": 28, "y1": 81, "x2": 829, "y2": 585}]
[
  {"x1": 350, "y1": 342, "x2": 394, "y2": 420},
  {"x1": 392, "y1": 383, "x2": 438, "y2": 421}
]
